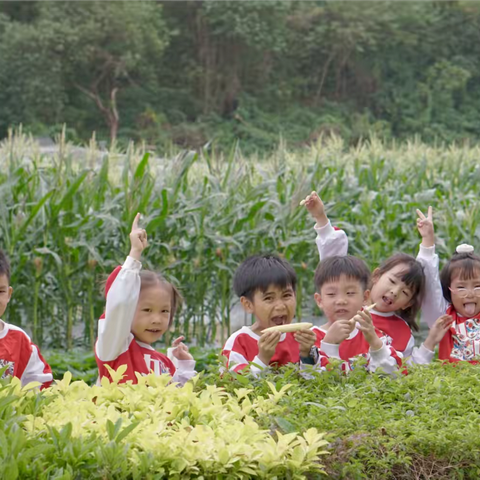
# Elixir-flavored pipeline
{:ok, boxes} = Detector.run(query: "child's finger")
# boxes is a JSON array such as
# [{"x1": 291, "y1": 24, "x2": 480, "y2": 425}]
[
  {"x1": 416, "y1": 209, "x2": 426, "y2": 220},
  {"x1": 427, "y1": 206, "x2": 433, "y2": 221},
  {"x1": 171, "y1": 336, "x2": 185, "y2": 347},
  {"x1": 132, "y1": 212, "x2": 141, "y2": 231}
]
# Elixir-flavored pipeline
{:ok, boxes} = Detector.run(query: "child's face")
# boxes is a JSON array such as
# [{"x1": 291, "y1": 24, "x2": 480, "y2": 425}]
[
  {"x1": 241, "y1": 284, "x2": 296, "y2": 331},
  {"x1": 0, "y1": 274, "x2": 12, "y2": 318},
  {"x1": 450, "y1": 270, "x2": 480, "y2": 317},
  {"x1": 131, "y1": 283, "x2": 172, "y2": 345},
  {"x1": 315, "y1": 274, "x2": 368, "y2": 323},
  {"x1": 370, "y1": 263, "x2": 414, "y2": 313}
]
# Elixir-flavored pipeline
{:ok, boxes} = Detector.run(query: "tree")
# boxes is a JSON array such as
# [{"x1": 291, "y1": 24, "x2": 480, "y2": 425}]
[{"x1": 0, "y1": 1, "x2": 170, "y2": 143}]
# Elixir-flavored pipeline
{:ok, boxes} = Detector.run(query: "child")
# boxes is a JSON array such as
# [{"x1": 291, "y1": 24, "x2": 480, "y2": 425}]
[
  {"x1": 0, "y1": 250, "x2": 52, "y2": 388},
  {"x1": 303, "y1": 191, "x2": 434, "y2": 363},
  {"x1": 95, "y1": 213, "x2": 196, "y2": 384},
  {"x1": 222, "y1": 254, "x2": 322, "y2": 373},
  {"x1": 416, "y1": 207, "x2": 480, "y2": 361},
  {"x1": 312, "y1": 255, "x2": 403, "y2": 372}
]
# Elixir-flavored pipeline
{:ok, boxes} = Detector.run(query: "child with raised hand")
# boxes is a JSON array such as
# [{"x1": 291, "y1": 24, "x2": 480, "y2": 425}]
[
  {"x1": 95, "y1": 213, "x2": 196, "y2": 384},
  {"x1": 222, "y1": 254, "x2": 322, "y2": 374},
  {"x1": 303, "y1": 192, "x2": 433, "y2": 363},
  {"x1": 0, "y1": 250, "x2": 53, "y2": 389},
  {"x1": 416, "y1": 207, "x2": 480, "y2": 362},
  {"x1": 313, "y1": 255, "x2": 402, "y2": 373}
]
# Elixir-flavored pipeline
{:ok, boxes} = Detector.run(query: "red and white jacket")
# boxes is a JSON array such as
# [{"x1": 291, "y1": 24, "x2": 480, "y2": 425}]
[
  {"x1": 315, "y1": 221, "x2": 434, "y2": 364},
  {"x1": 0, "y1": 321, "x2": 53, "y2": 388},
  {"x1": 417, "y1": 244, "x2": 480, "y2": 362},
  {"x1": 312, "y1": 325, "x2": 402, "y2": 373},
  {"x1": 95, "y1": 257, "x2": 196, "y2": 384}
]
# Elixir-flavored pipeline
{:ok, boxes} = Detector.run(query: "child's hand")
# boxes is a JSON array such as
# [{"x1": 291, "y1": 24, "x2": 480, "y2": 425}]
[
  {"x1": 323, "y1": 319, "x2": 353, "y2": 345},
  {"x1": 258, "y1": 330, "x2": 281, "y2": 365},
  {"x1": 171, "y1": 336, "x2": 194, "y2": 361},
  {"x1": 129, "y1": 212, "x2": 148, "y2": 261},
  {"x1": 423, "y1": 315, "x2": 453, "y2": 352},
  {"x1": 416, "y1": 206, "x2": 434, "y2": 248},
  {"x1": 354, "y1": 310, "x2": 383, "y2": 351},
  {"x1": 294, "y1": 329, "x2": 317, "y2": 357},
  {"x1": 301, "y1": 191, "x2": 328, "y2": 227}
]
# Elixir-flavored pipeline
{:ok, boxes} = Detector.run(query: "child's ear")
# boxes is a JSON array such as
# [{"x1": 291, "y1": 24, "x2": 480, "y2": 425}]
[
  {"x1": 314, "y1": 292, "x2": 323, "y2": 309},
  {"x1": 363, "y1": 289, "x2": 371, "y2": 305},
  {"x1": 240, "y1": 296, "x2": 254, "y2": 314},
  {"x1": 371, "y1": 268, "x2": 381, "y2": 282},
  {"x1": 7, "y1": 287, "x2": 12, "y2": 303}
]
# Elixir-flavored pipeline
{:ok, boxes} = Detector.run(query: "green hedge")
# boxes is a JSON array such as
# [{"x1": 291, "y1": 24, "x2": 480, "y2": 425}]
[{"x1": 3, "y1": 362, "x2": 480, "y2": 479}]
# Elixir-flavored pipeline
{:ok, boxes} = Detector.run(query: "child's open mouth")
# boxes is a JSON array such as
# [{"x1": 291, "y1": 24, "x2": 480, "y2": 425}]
[
  {"x1": 146, "y1": 329, "x2": 161, "y2": 333},
  {"x1": 335, "y1": 308, "x2": 349, "y2": 315},
  {"x1": 271, "y1": 316, "x2": 287, "y2": 326},
  {"x1": 464, "y1": 302, "x2": 476, "y2": 316},
  {"x1": 382, "y1": 296, "x2": 393, "y2": 306}
]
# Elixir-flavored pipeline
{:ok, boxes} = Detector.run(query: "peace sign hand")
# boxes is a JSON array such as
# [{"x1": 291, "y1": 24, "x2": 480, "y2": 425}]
[
  {"x1": 129, "y1": 212, "x2": 148, "y2": 261},
  {"x1": 416, "y1": 206, "x2": 435, "y2": 248}
]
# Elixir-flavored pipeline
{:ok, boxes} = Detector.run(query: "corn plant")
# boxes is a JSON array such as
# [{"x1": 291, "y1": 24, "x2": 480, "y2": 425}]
[{"x1": 2, "y1": 130, "x2": 480, "y2": 349}]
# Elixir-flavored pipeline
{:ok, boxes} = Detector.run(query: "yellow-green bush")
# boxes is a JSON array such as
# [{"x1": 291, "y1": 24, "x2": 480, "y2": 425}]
[{"x1": 0, "y1": 368, "x2": 327, "y2": 479}]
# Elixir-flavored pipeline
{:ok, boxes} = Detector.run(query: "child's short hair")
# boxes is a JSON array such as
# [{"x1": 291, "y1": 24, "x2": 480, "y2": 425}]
[
  {"x1": 440, "y1": 251, "x2": 480, "y2": 303},
  {"x1": 139, "y1": 271, "x2": 182, "y2": 327},
  {"x1": 315, "y1": 256, "x2": 370, "y2": 292},
  {"x1": 0, "y1": 250, "x2": 11, "y2": 283},
  {"x1": 373, "y1": 253, "x2": 425, "y2": 332},
  {"x1": 233, "y1": 254, "x2": 297, "y2": 300}
]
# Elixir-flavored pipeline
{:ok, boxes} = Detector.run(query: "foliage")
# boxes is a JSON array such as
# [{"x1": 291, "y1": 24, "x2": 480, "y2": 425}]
[
  {"x1": 2, "y1": 2, "x2": 480, "y2": 150},
  {"x1": 200, "y1": 361, "x2": 480, "y2": 479},
  {"x1": 0, "y1": 370, "x2": 327, "y2": 479},
  {"x1": 3, "y1": 132, "x2": 480, "y2": 349}
]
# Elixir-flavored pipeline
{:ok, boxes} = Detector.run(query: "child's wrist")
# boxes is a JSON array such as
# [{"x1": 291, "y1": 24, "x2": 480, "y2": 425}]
[
  {"x1": 314, "y1": 213, "x2": 328, "y2": 228},
  {"x1": 129, "y1": 249, "x2": 142, "y2": 261}
]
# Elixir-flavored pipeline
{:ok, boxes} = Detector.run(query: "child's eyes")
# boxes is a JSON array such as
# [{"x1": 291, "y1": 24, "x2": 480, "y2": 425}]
[
  {"x1": 347, "y1": 292, "x2": 357, "y2": 296},
  {"x1": 142, "y1": 308, "x2": 153, "y2": 313},
  {"x1": 162, "y1": 309, "x2": 170, "y2": 314},
  {"x1": 389, "y1": 278, "x2": 395, "y2": 284},
  {"x1": 283, "y1": 293, "x2": 293, "y2": 299}
]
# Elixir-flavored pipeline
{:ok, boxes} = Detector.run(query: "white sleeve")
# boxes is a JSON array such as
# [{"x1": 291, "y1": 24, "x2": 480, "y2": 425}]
[
  {"x1": 368, "y1": 344, "x2": 401, "y2": 374},
  {"x1": 319, "y1": 341, "x2": 342, "y2": 359},
  {"x1": 314, "y1": 221, "x2": 348, "y2": 260},
  {"x1": 416, "y1": 244, "x2": 449, "y2": 328},
  {"x1": 171, "y1": 359, "x2": 197, "y2": 386},
  {"x1": 20, "y1": 345, "x2": 53, "y2": 387},
  {"x1": 409, "y1": 343, "x2": 435, "y2": 365},
  {"x1": 96, "y1": 256, "x2": 141, "y2": 362}
]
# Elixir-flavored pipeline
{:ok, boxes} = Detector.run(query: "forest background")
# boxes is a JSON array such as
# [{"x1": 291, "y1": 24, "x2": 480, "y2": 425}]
[{"x1": 1, "y1": 0, "x2": 480, "y2": 153}]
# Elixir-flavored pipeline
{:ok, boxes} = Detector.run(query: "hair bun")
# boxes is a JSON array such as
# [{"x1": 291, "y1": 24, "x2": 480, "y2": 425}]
[{"x1": 456, "y1": 243, "x2": 474, "y2": 254}]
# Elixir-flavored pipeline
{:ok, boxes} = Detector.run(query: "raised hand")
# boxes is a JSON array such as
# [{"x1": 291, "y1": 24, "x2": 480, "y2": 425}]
[
  {"x1": 129, "y1": 212, "x2": 148, "y2": 261},
  {"x1": 423, "y1": 315, "x2": 453, "y2": 352},
  {"x1": 257, "y1": 330, "x2": 282, "y2": 365},
  {"x1": 416, "y1": 206, "x2": 434, "y2": 248},
  {"x1": 354, "y1": 310, "x2": 383, "y2": 351},
  {"x1": 171, "y1": 336, "x2": 194, "y2": 361},
  {"x1": 301, "y1": 191, "x2": 328, "y2": 227},
  {"x1": 294, "y1": 329, "x2": 317, "y2": 357},
  {"x1": 323, "y1": 319, "x2": 353, "y2": 345}
]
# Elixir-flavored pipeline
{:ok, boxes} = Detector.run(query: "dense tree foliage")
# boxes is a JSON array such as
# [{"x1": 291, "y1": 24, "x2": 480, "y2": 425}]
[{"x1": 1, "y1": 1, "x2": 480, "y2": 151}]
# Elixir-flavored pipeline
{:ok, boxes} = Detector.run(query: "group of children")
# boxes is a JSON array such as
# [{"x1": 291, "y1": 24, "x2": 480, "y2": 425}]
[{"x1": 1, "y1": 195, "x2": 480, "y2": 389}]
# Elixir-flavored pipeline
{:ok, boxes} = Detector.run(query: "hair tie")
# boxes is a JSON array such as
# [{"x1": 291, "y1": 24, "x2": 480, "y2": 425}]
[{"x1": 456, "y1": 244, "x2": 474, "y2": 254}]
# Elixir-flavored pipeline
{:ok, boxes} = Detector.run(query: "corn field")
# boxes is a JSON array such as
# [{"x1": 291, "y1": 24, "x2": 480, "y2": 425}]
[{"x1": 1, "y1": 130, "x2": 480, "y2": 350}]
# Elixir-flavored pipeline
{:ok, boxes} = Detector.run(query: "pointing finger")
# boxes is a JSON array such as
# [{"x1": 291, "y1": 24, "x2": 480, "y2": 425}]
[
  {"x1": 427, "y1": 206, "x2": 433, "y2": 221},
  {"x1": 132, "y1": 212, "x2": 141, "y2": 231}
]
